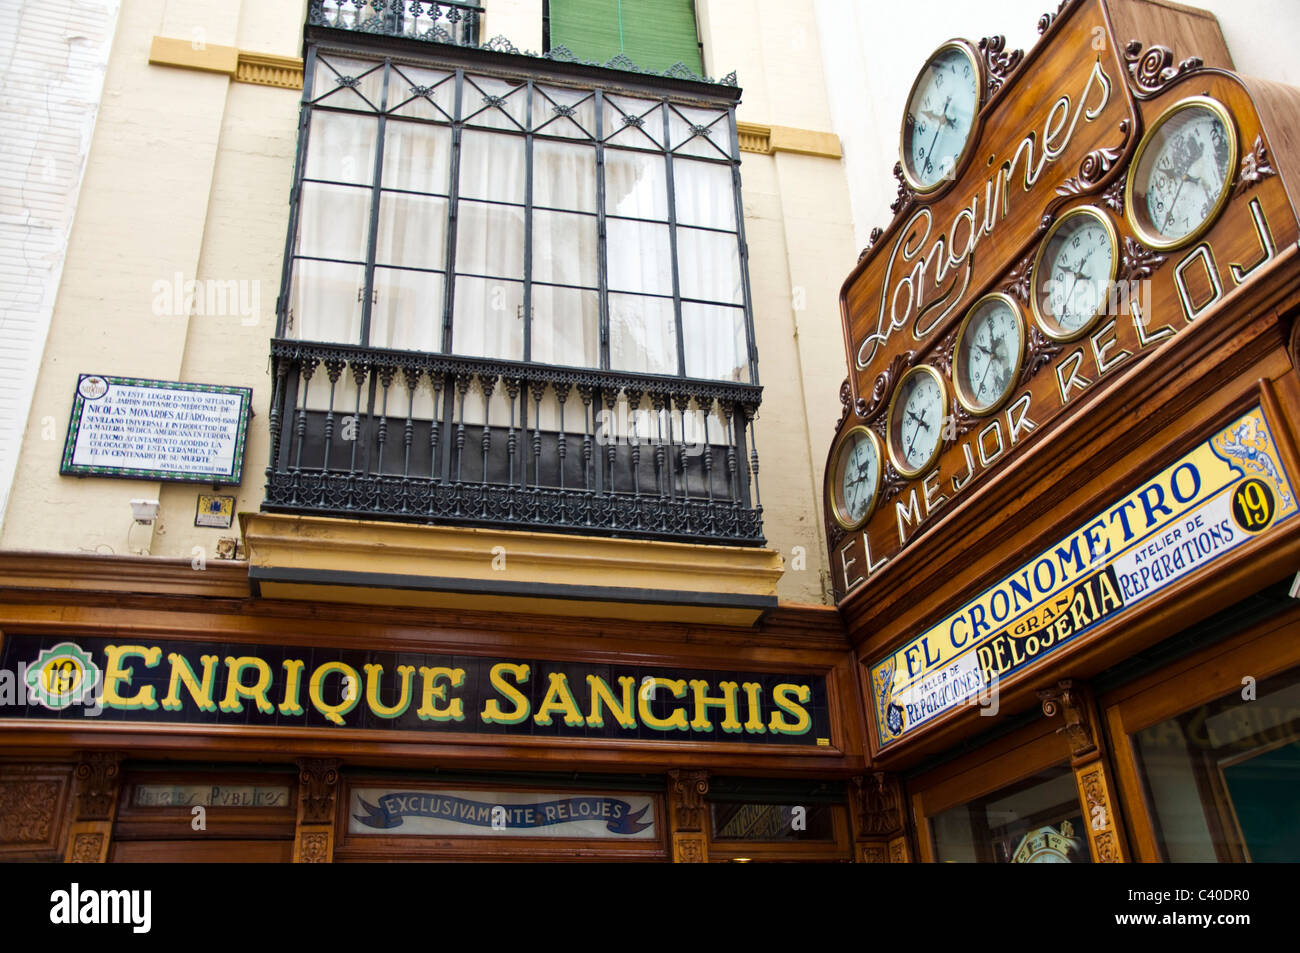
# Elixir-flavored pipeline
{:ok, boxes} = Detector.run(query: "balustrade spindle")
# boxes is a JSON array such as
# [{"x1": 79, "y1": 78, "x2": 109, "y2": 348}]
[
  {"x1": 479, "y1": 373, "x2": 495, "y2": 517},
  {"x1": 578, "y1": 385, "x2": 593, "y2": 494},
  {"x1": 530, "y1": 379, "x2": 546, "y2": 490},
  {"x1": 603, "y1": 389, "x2": 618, "y2": 494},
  {"x1": 673, "y1": 394, "x2": 691, "y2": 502},
  {"x1": 429, "y1": 372, "x2": 444, "y2": 490},
  {"x1": 375, "y1": 366, "x2": 395, "y2": 479},
  {"x1": 505, "y1": 377, "x2": 520, "y2": 490}
]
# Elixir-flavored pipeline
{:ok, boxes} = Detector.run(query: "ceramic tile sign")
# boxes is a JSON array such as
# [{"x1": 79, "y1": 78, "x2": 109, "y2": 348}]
[
  {"x1": 60, "y1": 374, "x2": 252, "y2": 484},
  {"x1": 870, "y1": 405, "x2": 1298, "y2": 749},
  {"x1": 349, "y1": 788, "x2": 657, "y2": 839}
]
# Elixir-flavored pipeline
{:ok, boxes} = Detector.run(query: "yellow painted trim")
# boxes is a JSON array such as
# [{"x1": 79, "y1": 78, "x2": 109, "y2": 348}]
[
  {"x1": 149, "y1": 36, "x2": 303, "y2": 89},
  {"x1": 240, "y1": 512, "x2": 784, "y2": 625},
  {"x1": 236, "y1": 52, "x2": 305, "y2": 90},
  {"x1": 148, "y1": 36, "x2": 239, "y2": 75},
  {"x1": 737, "y1": 122, "x2": 842, "y2": 159}
]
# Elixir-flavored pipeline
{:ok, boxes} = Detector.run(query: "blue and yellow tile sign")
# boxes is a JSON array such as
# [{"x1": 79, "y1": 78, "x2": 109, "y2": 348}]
[{"x1": 871, "y1": 407, "x2": 1297, "y2": 749}]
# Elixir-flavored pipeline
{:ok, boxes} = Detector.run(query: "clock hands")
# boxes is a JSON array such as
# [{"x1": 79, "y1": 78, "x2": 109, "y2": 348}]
[{"x1": 920, "y1": 95, "x2": 952, "y2": 173}]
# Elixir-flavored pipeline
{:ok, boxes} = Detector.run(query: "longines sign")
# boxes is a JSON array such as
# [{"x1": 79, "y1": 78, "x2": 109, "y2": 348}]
[
  {"x1": 828, "y1": 0, "x2": 1298, "y2": 599},
  {"x1": 869, "y1": 406, "x2": 1297, "y2": 748},
  {"x1": 0, "y1": 635, "x2": 830, "y2": 747}
]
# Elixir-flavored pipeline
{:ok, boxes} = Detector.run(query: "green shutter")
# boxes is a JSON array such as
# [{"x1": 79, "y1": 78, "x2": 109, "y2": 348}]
[{"x1": 549, "y1": 0, "x2": 704, "y2": 76}]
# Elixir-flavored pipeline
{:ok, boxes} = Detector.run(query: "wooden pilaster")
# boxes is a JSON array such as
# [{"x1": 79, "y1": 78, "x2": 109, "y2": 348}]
[
  {"x1": 293, "y1": 758, "x2": 340, "y2": 863},
  {"x1": 64, "y1": 751, "x2": 123, "y2": 863},
  {"x1": 666, "y1": 768, "x2": 709, "y2": 863}
]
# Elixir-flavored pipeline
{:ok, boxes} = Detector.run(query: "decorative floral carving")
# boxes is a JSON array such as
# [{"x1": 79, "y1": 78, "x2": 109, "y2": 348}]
[
  {"x1": 890, "y1": 162, "x2": 915, "y2": 216},
  {"x1": 1038, "y1": 679, "x2": 1096, "y2": 758},
  {"x1": 889, "y1": 836, "x2": 908, "y2": 863},
  {"x1": 667, "y1": 769, "x2": 709, "y2": 832},
  {"x1": 674, "y1": 833, "x2": 707, "y2": 863},
  {"x1": 1055, "y1": 119, "x2": 1131, "y2": 197},
  {"x1": 1103, "y1": 176, "x2": 1126, "y2": 214},
  {"x1": 621, "y1": 113, "x2": 645, "y2": 128},
  {"x1": 297, "y1": 758, "x2": 341, "y2": 826},
  {"x1": 1234, "y1": 134, "x2": 1276, "y2": 196},
  {"x1": 0, "y1": 780, "x2": 60, "y2": 844},
  {"x1": 978, "y1": 35, "x2": 1024, "y2": 97},
  {"x1": 853, "y1": 774, "x2": 902, "y2": 836},
  {"x1": 861, "y1": 844, "x2": 888, "y2": 863},
  {"x1": 838, "y1": 378, "x2": 853, "y2": 427},
  {"x1": 1004, "y1": 249, "x2": 1036, "y2": 306},
  {"x1": 860, "y1": 350, "x2": 915, "y2": 421},
  {"x1": 482, "y1": 94, "x2": 507, "y2": 108},
  {"x1": 1078, "y1": 765, "x2": 1121, "y2": 862},
  {"x1": 73, "y1": 753, "x2": 121, "y2": 822},
  {"x1": 335, "y1": 75, "x2": 360, "y2": 88},
  {"x1": 1018, "y1": 324, "x2": 1066, "y2": 386},
  {"x1": 1124, "y1": 41, "x2": 1204, "y2": 99},
  {"x1": 942, "y1": 401, "x2": 979, "y2": 450},
  {"x1": 859, "y1": 226, "x2": 885, "y2": 262},
  {"x1": 1037, "y1": 0, "x2": 1068, "y2": 35},
  {"x1": 880, "y1": 461, "x2": 908, "y2": 504},
  {"x1": 298, "y1": 831, "x2": 331, "y2": 863},
  {"x1": 68, "y1": 832, "x2": 104, "y2": 863},
  {"x1": 1121, "y1": 235, "x2": 1167, "y2": 282}
]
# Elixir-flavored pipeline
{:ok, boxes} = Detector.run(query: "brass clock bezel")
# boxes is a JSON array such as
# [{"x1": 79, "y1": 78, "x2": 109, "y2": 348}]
[
  {"x1": 952, "y1": 292, "x2": 1027, "y2": 416},
  {"x1": 830, "y1": 425, "x2": 884, "y2": 531},
  {"x1": 1030, "y1": 205, "x2": 1121, "y2": 343},
  {"x1": 898, "y1": 39, "x2": 985, "y2": 195},
  {"x1": 1125, "y1": 95, "x2": 1239, "y2": 251},
  {"x1": 887, "y1": 364, "x2": 949, "y2": 479}
]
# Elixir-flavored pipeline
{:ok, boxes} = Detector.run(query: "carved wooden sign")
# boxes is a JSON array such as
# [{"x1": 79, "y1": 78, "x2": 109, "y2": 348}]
[{"x1": 826, "y1": 0, "x2": 1299, "y2": 603}]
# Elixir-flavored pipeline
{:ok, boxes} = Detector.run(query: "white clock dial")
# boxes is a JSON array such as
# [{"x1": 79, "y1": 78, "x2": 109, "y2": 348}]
[
  {"x1": 1128, "y1": 98, "x2": 1237, "y2": 249},
  {"x1": 834, "y1": 428, "x2": 882, "y2": 528},
  {"x1": 1033, "y1": 208, "x2": 1118, "y2": 341},
  {"x1": 901, "y1": 43, "x2": 981, "y2": 191},
  {"x1": 956, "y1": 295, "x2": 1024, "y2": 414},
  {"x1": 889, "y1": 367, "x2": 947, "y2": 477}
]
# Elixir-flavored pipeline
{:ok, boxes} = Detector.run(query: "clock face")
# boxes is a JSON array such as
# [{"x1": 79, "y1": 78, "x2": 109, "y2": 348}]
[
  {"x1": 1128, "y1": 97, "x2": 1237, "y2": 249},
  {"x1": 900, "y1": 42, "x2": 981, "y2": 192},
  {"x1": 888, "y1": 366, "x2": 948, "y2": 478},
  {"x1": 831, "y1": 427, "x2": 882, "y2": 529},
  {"x1": 955, "y1": 294, "x2": 1025, "y2": 415},
  {"x1": 1032, "y1": 207, "x2": 1119, "y2": 341}
]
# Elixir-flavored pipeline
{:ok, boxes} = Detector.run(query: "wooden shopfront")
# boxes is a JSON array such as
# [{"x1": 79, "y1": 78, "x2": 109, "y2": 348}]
[
  {"x1": 824, "y1": 0, "x2": 1300, "y2": 863},
  {"x1": 0, "y1": 555, "x2": 868, "y2": 862}
]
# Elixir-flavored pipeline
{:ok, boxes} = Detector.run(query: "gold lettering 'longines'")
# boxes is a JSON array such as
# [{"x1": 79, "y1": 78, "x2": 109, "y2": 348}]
[{"x1": 855, "y1": 59, "x2": 1113, "y2": 373}]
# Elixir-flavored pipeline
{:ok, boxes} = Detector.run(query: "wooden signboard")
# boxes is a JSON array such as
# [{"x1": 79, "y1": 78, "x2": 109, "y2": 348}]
[{"x1": 825, "y1": 0, "x2": 1300, "y2": 605}]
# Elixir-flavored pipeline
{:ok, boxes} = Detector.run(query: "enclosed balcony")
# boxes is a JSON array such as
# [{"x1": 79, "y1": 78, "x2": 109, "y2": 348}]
[{"x1": 262, "y1": 5, "x2": 766, "y2": 550}]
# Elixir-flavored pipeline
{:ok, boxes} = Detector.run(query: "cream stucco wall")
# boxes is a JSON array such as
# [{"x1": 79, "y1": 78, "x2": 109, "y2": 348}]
[{"x1": 0, "y1": 0, "x2": 857, "y2": 605}]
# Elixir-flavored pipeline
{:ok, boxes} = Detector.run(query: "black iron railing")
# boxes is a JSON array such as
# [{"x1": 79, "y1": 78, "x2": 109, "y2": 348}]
[
  {"x1": 309, "y1": 0, "x2": 484, "y2": 46},
  {"x1": 264, "y1": 340, "x2": 765, "y2": 545}
]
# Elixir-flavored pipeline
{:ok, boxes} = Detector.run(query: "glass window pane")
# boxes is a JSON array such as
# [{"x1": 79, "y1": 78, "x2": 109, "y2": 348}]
[
  {"x1": 677, "y1": 227, "x2": 742, "y2": 304},
  {"x1": 295, "y1": 182, "x2": 371, "y2": 262},
  {"x1": 370, "y1": 267, "x2": 443, "y2": 352},
  {"x1": 533, "y1": 140, "x2": 596, "y2": 211},
  {"x1": 604, "y1": 93, "x2": 664, "y2": 148},
  {"x1": 387, "y1": 64, "x2": 455, "y2": 121},
  {"x1": 610, "y1": 292, "x2": 677, "y2": 376},
  {"x1": 532, "y1": 85, "x2": 596, "y2": 139},
  {"x1": 532, "y1": 210, "x2": 597, "y2": 288},
  {"x1": 604, "y1": 150, "x2": 668, "y2": 221},
  {"x1": 452, "y1": 277, "x2": 524, "y2": 360},
  {"x1": 311, "y1": 54, "x2": 384, "y2": 110},
  {"x1": 455, "y1": 202, "x2": 525, "y2": 279},
  {"x1": 304, "y1": 111, "x2": 377, "y2": 184},
  {"x1": 931, "y1": 766, "x2": 1091, "y2": 863},
  {"x1": 459, "y1": 130, "x2": 526, "y2": 203},
  {"x1": 1134, "y1": 667, "x2": 1300, "y2": 862},
  {"x1": 710, "y1": 802, "x2": 834, "y2": 841},
  {"x1": 376, "y1": 193, "x2": 448, "y2": 270},
  {"x1": 669, "y1": 104, "x2": 732, "y2": 157},
  {"x1": 674, "y1": 158, "x2": 736, "y2": 230},
  {"x1": 607, "y1": 219, "x2": 671, "y2": 295},
  {"x1": 382, "y1": 121, "x2": 451, "y2": 194},
  {"x1": 531, "y1": 286, "x2": 599, "y2": 367},
  {"x1": 288, "y1": 259, "x2": 364, "y2": 344},
  {"x1": 683, "y1": 303, "x2": 748, "y2": 382},
  {"x1": 463, "y1": 75, "x2": 529, "y2": 130}
]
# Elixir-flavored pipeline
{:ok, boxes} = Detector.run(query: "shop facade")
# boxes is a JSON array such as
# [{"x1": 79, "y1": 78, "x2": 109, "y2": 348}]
[{"x1": 824, "y1": 0, "x2": 1300, "y2": 863}]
